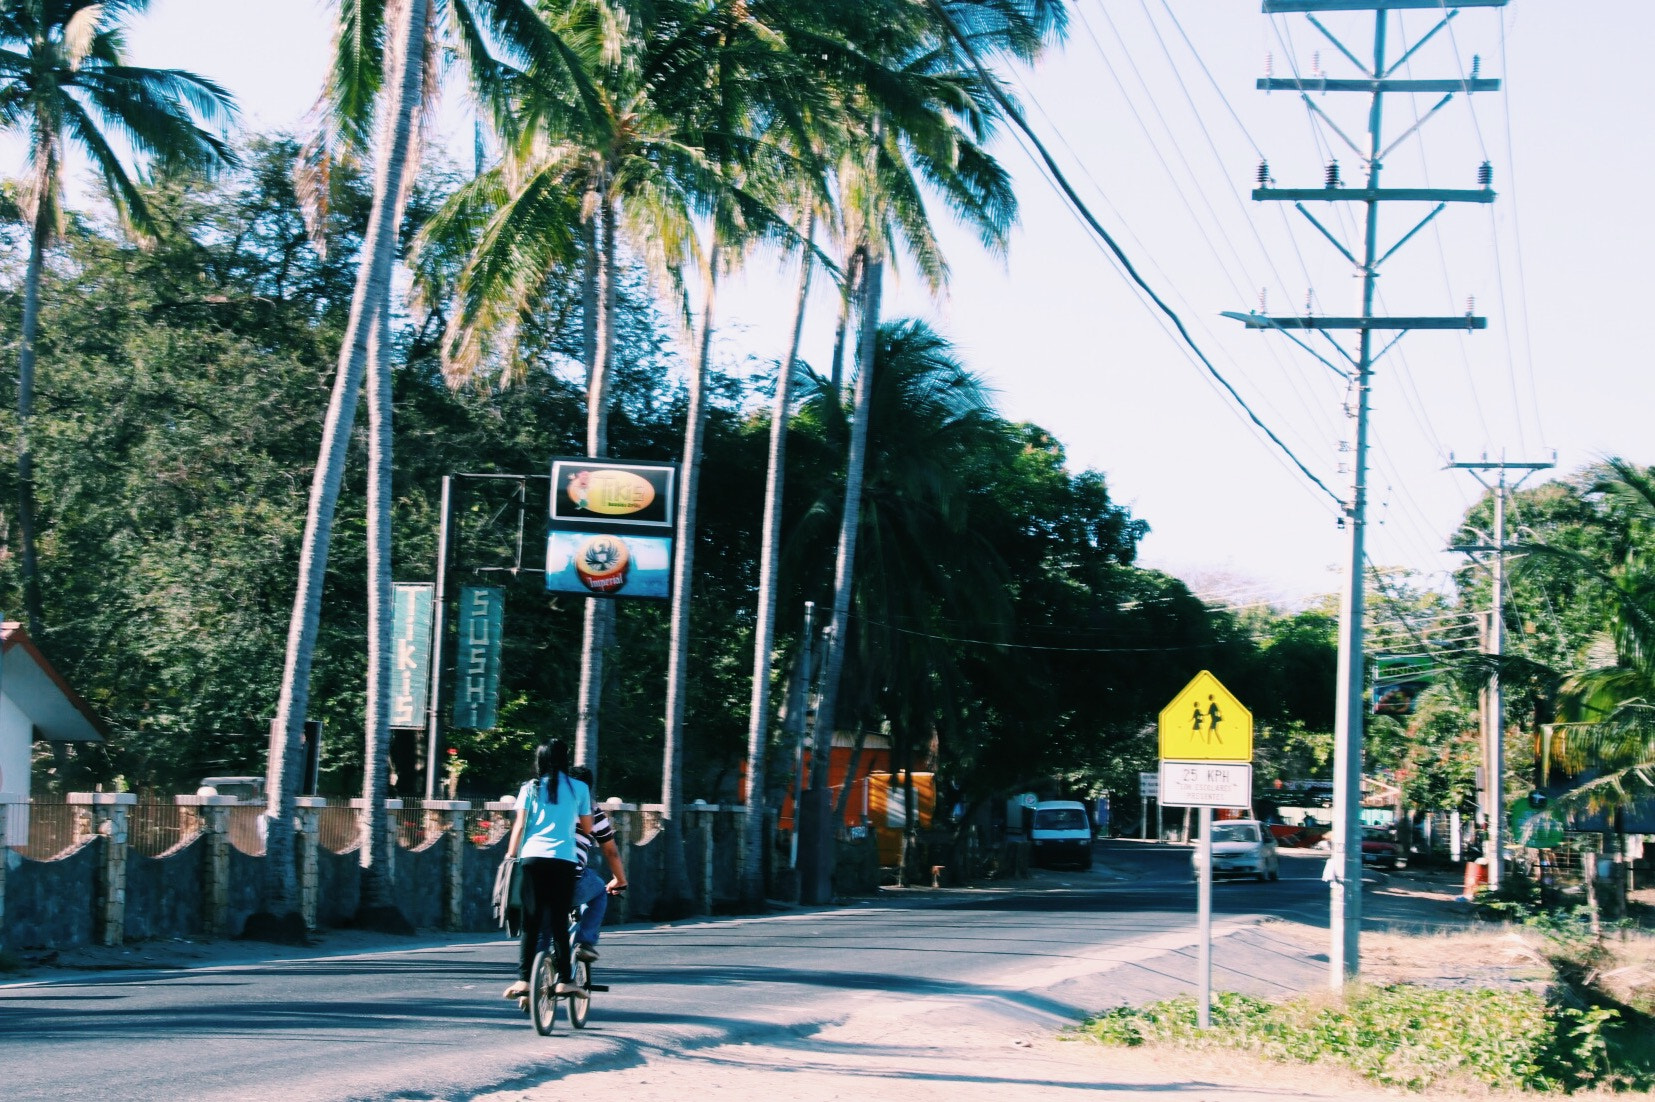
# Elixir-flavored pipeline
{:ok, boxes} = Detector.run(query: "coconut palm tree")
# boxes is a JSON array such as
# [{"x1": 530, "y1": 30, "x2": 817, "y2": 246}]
[
  {"x1": 1535, "y1": 461, "x2": 1655, "y2": 819},
  {"x1": 412, "y1": 0, "x2": 708, "y2": 783},
  {"x1": 263, "y1": 0, "x2": 585, "y2": 934},
  {"x1": 799, "y1": 0, "x2": 1063, "y2": 902},
  {"x1": 0, "y1": 0, "x2": 237, "y2": 636}
]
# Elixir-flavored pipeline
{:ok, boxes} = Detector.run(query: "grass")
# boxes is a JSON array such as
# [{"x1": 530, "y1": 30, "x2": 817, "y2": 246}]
[{"x1": 1077, "y1": 919, "x2": 1655, "y2": 1095}]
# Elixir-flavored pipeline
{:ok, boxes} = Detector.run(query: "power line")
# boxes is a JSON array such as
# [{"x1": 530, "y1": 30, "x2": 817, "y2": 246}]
[{"x1": 929, "y1": 1, "x2": 1342, "y2": 509}]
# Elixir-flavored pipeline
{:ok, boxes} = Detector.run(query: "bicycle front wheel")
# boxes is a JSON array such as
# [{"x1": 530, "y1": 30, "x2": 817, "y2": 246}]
[
  {"x1": 530, "y1": 951, "x2": 558, "y2": 1035},
  {"x1": 568, "y1": 959, "x2": 591, "y2": 1029}
]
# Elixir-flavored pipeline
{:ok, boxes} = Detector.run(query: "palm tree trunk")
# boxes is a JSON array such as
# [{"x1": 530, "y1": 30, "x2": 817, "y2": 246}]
[
  {"x1": 574, "y1": 189, "x2": 615, "y2": 772},
  {"x1": 359, "y1": 303, "x2": 399, "y2": 917},
  {"x1": 740, "y1": 213, "x2": 815, "y2": 905},
  {"x1": 827, "y1": 247, "x2": 862, "y2": 400},
  {"x1": 260, "y1": 0, "x2": 428, "y2": 933},
  {"x1": 659, "y1": 246, "x2": 719, "y2": 916},
  {"x1": 14, "y1": 186, "x2": 50, "y2": 637},
  {"x1": 800, "y1": 243, "x2": 883, "y2": 905}
]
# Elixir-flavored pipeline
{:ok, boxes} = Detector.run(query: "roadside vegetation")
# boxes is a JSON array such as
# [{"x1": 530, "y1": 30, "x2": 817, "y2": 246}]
[{"x1": 1079, "y1": 918, "x2": 1655, "y2": 1094}]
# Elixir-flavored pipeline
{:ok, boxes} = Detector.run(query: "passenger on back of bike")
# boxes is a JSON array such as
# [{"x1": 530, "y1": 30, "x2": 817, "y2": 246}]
[
  {"x1": 567, "y1": 766, "x2": 627, "y2": 962},
  {"x1": 502, "y1": 739, "x2": 592, "y2": 1001}
]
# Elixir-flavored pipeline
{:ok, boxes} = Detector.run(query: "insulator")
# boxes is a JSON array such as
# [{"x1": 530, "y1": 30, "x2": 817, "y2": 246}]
[
  {"x1": 1257, "y1": 160, "x2": 1270, "y2": 185},
  {"x1": 1477, "y1": 161, "x2": 1493, "y2": 187},
  {"x1": 1304, "y1": 289, "x2": 1314, "y2": 313},
  {"x1": 1264, "y1": 51, "x2": 1274, "y2": 79},
  {"x1": 1325, "y1": 161, "x2": 1341, "y2": 188},
  {"x1": 1470, "y1": 55, "x2": 1481, "y2": 79},
  {"x1": 1258, "y1": 287, "x2": 1268, "y2": 311},
  {"x1": 1466, "y1": 295, "x2": 1476, "y2": 315},
  {"x1": 1312, "y1": 50, "x2": 1322, "y2": 78}
]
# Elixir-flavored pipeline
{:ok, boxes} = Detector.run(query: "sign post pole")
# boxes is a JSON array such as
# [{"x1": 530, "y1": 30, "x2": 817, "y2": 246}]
[
  {"x1": 1198, "y1": 804, "x2": 1212, "y2": 1029},
  {"x1": 1158, "y1": 670, "x2": 1254, "y2": 1032}
]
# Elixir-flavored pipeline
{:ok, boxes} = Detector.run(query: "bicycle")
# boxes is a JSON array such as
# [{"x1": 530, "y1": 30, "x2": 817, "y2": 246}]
[{"x1": 521, "y1": 895, "x2": 617, "y2": 1034}]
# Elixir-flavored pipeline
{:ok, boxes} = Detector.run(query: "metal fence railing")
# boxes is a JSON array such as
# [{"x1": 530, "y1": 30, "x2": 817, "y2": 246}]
[
  {"x1": 129, "y1": 799, "x2": 205, "y2": 857},
  {"x1": 318, "y1": 802, "x2": 359, "y2": 854},
  {"x1": 16, "y1": 798, "x2": 79, "y2": 860}
]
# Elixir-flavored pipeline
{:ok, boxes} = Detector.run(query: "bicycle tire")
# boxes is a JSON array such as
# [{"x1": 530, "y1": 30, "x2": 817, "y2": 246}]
[
  {"x1": 569, "y1": 959, "x2": 591, "y2": 1029},
  {"x1": 530, "y1": 951, "x2": 558, "y2": 1035}
]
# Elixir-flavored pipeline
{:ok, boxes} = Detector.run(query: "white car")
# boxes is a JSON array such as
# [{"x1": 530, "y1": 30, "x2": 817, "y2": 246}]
[{"x1": 1191, "y1": 819, "x2": 1279, "y2": 882}]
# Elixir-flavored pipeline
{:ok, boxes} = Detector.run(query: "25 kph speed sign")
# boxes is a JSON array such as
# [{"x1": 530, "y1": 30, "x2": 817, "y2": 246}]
[{"x1": 1158, "y1": 760, "x2": 1252, "y2": 808}]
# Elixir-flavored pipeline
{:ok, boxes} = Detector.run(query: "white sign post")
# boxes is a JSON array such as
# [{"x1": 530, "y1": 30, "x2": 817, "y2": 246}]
[{"x1": 1157, "y1": 672, "x2": 1255, "y2": 1031}]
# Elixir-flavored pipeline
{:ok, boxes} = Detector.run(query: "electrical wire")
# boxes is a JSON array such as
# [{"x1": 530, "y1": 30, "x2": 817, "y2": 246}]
[{"x1": 928, "y1": 1, "x2": 1344, "y2": 509}]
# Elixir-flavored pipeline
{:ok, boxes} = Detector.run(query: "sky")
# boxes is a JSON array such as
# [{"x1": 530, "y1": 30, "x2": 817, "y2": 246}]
[{"x1": 98, "y1": 0, "x2": 1655, "y2": 608}]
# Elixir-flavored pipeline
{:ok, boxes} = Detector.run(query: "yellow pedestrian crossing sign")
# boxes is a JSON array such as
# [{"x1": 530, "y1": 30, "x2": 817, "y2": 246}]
[{"x1": 1159, "y1": 671, "x2": 1252, "y2": 762}]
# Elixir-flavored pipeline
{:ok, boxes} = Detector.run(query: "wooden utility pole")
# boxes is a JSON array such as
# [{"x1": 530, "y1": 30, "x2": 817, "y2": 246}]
[{"x1": 1226, "y1": 0, "x2": 1506, "y2": 988}]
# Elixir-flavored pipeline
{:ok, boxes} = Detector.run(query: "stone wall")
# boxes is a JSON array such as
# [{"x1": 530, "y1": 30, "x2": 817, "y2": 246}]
[
  {"x1": 124, "y1": 840, "x2": 206, "y2": 942},
  {"x1": 3, "y1": 839, "x2": 98, "y2": 949},
  {"x1": 3, "y1": 794, "x2": 819, "y2": 950}
]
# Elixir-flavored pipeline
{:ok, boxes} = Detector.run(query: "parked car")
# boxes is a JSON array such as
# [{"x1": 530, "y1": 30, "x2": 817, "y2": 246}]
[
  {"x1": 1030, "y1": 800, "x2": 1093, "y2": 870},
  {"x1": 1192, "y1": 818, "x2": 1279, "y2": 882},
  {"x1": 1361, "y1": 826, "x2": 1400, "y2": 869},
  {"x1": 197, "y1": 776, "x2": 265, "y2": 801}
]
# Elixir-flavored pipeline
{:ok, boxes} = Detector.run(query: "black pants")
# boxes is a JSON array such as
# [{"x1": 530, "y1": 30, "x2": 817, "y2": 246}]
[{"x1": 518, "y1": 857, "x2": 579, "y2": 982}]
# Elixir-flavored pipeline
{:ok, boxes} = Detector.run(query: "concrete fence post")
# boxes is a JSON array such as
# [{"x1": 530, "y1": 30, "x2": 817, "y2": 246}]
[
  {"x1": 424, "y1": 800, "x2": 469, "y2": 931},
  {"x1": 173, "y1": 795, "x2": 236, "y2": 936},
  {"x1": 69, "y1": 792, "x2": 136, "y2": 946},
  {"x1": 603, "y1": 800, "x2": 637, "y2": 925},
  {"x1": 690, "y1": 800, "x2": 715, "y2": 915},
  {"x1": 294, "y1": 797, "x2": 327, "y2": 930},
  {"x1": 351, "y1": 798, "x2": 402, "y2": 883}
]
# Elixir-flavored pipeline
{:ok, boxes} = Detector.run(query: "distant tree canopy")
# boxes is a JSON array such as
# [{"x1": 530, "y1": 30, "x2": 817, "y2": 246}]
[{"x1": 0, "y1": 137, "x2": 1341, "y2": 809}]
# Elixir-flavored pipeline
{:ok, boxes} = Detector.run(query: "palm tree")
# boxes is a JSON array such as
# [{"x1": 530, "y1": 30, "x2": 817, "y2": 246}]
[
  {"x1": 263, "y1": 0, "x2": 581, "y2": 934},
  {"x1": 412, "y1": 0, "x2": 706, "y2": 780},
  {"x1": 0, "y1": 0, "x2": 237, "y2": 636},
  {"x1": 795, "y1": 320, "x2": 1010, "y2": 879},
  {"x1": 800, "y1": 0, "x2": 1062, "y2": 902},
  {"x1": 1536, "y1": 461, "x2": 1655, "y2": 819}
]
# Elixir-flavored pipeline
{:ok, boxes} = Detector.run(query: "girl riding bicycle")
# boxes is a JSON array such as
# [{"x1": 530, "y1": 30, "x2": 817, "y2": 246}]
[{"x1": 502, "y1": 739, "x2": 593, "y2": 1001}]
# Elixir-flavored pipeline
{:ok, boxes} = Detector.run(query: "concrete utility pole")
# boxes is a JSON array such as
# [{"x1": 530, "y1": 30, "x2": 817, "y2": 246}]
[
  {"x1": 1226, "y1": 0, "x2": 1506, "y2": 989},
  {"x1": 1448, "y1": 455, "x2": 1554, "y2": 891}
]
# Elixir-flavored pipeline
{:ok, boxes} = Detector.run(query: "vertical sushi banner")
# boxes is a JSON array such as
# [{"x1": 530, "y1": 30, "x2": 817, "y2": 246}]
[
  {"x1": 452, "y1": 585, "x2": 504, "y2": 729},
  {"x1": 545, "y1": 458, "x2": 679, "y2": 601}
]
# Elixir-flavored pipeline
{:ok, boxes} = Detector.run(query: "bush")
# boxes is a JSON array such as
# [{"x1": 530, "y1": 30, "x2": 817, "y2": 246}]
[{"x1": 1080, "y1": 985, "x2": 1637, "y2": 1092}]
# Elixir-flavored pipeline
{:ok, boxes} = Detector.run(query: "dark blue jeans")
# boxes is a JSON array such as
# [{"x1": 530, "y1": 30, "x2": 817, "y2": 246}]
[{"x1": 517, "y1": 857, "x2": 578, "y2": 982}]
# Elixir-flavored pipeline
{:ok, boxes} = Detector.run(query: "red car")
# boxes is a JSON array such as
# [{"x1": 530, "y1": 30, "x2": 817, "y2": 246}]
[{"x1": 1361, "y1": 827, "x2": 1400, "y2": 869}]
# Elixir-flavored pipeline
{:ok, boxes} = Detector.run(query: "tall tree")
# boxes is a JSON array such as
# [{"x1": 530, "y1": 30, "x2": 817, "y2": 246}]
[
  {"x1": 0, "y1": 0, "x2": 237, "y2": 635},
  {"x1": 801, "y1": 0, "x2": 1061, "y2": 900},
  {"x1": 264, "y1": 0, "x2": 575, "y2": 933}
]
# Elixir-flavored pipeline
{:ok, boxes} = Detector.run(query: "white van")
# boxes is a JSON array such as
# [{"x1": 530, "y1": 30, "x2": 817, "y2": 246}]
[{"x1": 1030, "y1": 800, "x2": 1093, "y2": 870}]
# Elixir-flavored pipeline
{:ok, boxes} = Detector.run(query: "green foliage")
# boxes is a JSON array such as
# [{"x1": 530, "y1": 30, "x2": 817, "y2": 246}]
[{"x1": 1081, "y1": 985, "x2": 1640, "y2": 1093}]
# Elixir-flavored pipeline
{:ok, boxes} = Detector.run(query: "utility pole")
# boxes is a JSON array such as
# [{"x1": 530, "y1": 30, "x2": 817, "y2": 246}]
[
  {"x1": 1448, "y1": 455, "x2": 1553, "y2": 891},
  {"x1": 1226, "y1": 0, "x2": 1504, "y2": 989}
]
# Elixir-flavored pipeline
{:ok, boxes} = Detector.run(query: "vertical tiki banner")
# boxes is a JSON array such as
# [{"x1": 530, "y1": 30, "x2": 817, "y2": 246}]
[
  {"x1": 390, "y1": 583, "x2": 435, "y2": 728},
  {"x1": 545, "y1": 458, "x2": 679, "y2": 601},
  {"x1": 452, "y1": 585, "x2": 504, "y2": 729}
]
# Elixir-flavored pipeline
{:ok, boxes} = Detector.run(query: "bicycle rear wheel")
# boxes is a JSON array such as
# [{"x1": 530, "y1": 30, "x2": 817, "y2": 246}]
[
  {"x1": 568, "y1": 959, "x2": 591, "y2": 1029},
  {"x1": 530, "y1": 951, "x2": 558, "y2": 1034}
]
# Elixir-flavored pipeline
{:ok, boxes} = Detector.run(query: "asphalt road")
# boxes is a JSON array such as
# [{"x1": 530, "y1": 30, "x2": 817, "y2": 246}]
[{"x1": 0, "y1": 841, "x2": 1335, "y2": 1102}]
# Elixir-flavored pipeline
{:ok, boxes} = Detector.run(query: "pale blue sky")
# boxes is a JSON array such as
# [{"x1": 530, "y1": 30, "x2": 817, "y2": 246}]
[{"x1": 104, "y1": 1, "x2": 1655, "y2": 607}]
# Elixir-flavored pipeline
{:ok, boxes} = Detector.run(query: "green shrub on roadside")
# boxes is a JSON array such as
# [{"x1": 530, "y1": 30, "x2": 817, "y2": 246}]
[{"x1": 1080, "y1": 985, "x2": 1637, "y2": 1092}]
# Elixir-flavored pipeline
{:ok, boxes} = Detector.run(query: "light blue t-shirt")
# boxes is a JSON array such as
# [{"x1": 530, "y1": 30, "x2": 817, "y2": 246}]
[{"x1": 516, "y1": 774, "x2": 592, "y2": 862}]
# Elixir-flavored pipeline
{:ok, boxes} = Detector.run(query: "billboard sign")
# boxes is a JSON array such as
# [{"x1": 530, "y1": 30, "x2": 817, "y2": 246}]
[
  {"x1": 389, "y1": 583, "x2": 434, "y2": 728},
  {"x1": 546, "y1": 457, "x2": 678, "y2": 601},
  {"x1": 549, "y1": 459, "x2": 676, "y2": 530},
  {"x1": 452, "y1": 585, "x2": 504, "y2": 729},
  {"x1": 1372, "y1": 655, "x2": 1433, "y2": 716}
]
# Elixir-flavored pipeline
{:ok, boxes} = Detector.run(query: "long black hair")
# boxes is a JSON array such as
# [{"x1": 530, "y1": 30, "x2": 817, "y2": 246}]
[{"x1": 535, "y1": 739, "x2": 571, "y2": 804}]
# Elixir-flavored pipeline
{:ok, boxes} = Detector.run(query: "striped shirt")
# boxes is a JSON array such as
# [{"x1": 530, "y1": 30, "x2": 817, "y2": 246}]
[{"x1": 576, "y1": 808, "x2": 615, "y2": 873}]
